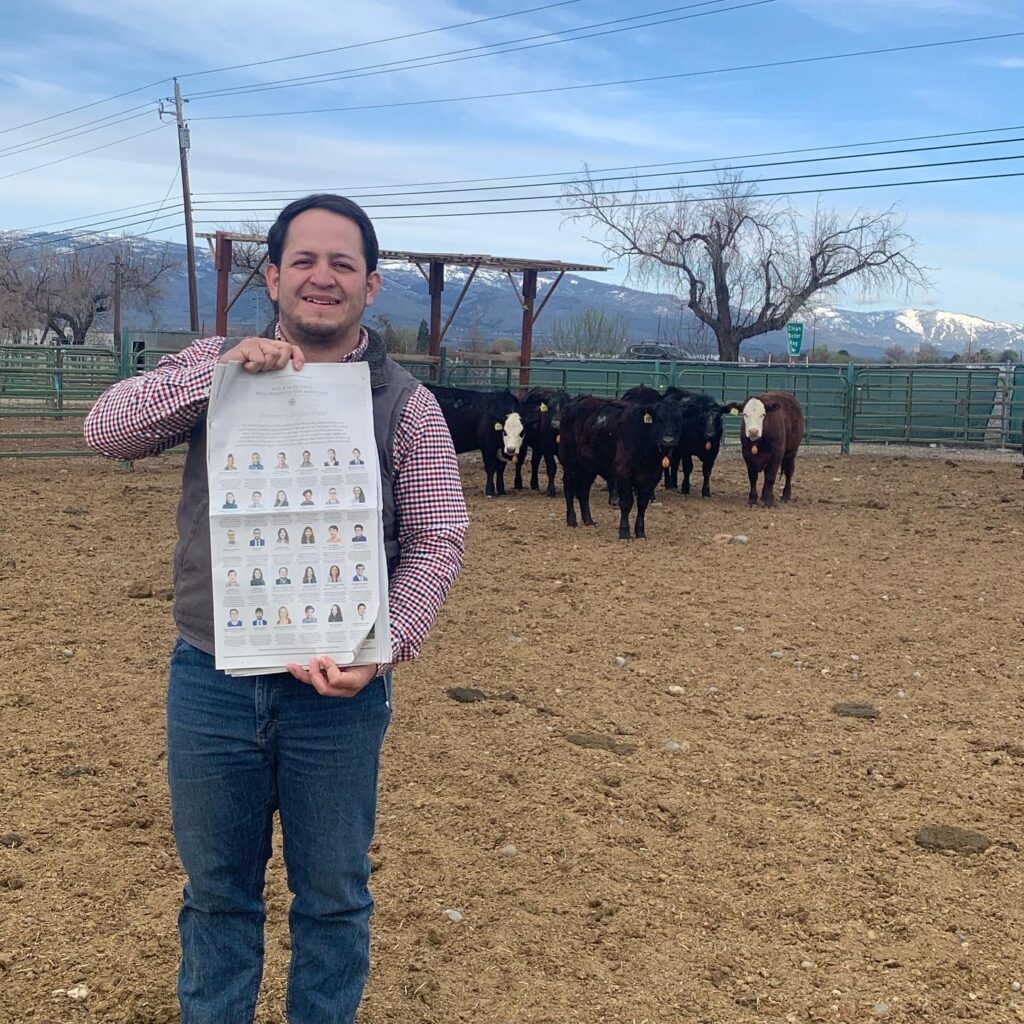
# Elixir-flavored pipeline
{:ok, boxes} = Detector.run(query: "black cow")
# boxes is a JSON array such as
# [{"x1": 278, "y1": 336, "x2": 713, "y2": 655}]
[
  {"x1": 661, "y1": 388, "x2": 729, "y2": 498},
  {"x1": 513, "y1": 388, "x2": 571, "y2": 497},
  {"x1": 558, "y1": 395, "x2": 685, "y2": 540},
  {"x1": 427, "y1": 385, "x2": 525, "y2": 497}
]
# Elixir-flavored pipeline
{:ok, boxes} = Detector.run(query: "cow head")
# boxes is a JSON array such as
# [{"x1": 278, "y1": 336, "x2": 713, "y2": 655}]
[
  {"x1": 546, "y1": 391, "x2": 570, "y2": 432},
  {"x1": 501, "y1": 411, "x2": 525, "y2": 460},
  {"x1": 652, "y1": 399, "x2": 685, "y2": 455},
  {"x1": 731, "y1": 397, "x2": 781, "y2": 442}
]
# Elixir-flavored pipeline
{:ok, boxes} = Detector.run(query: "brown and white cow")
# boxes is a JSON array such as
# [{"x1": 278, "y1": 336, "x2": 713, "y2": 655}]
[{"x1": 726, "y1": 390, "x2": 805, "y2": 507}]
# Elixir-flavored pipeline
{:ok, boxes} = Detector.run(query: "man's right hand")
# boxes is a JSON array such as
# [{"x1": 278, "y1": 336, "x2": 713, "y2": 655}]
[{"x1": 218, "y1": 337, "x2": 305, "y2": 373}]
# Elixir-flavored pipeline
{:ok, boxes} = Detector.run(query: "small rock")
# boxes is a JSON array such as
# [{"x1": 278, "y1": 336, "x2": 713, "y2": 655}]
[
  {"x1": 492, "y1": 691, "x2": 519, "y2": 702},
  {"x1": 126, "y1": 581, "x2": 152, "y2": 599},
  {"x1": 706, "y1": 685, "x2": 720, "y2": 695},
  {"x1": 67, "y1": 984, "x2": 90, "y2": 1001},
  {"x1": 1011, "y1": 981, "x2": 1021, "y2": 992},
  {"x1": 663, "y1": 739, "x2": 690, "y2": 753},
  {"x1": 153, "y1": 587, "x2": 175, "y2": 601},
  {"x1": 770, "y1": 650, "x2": 785, "y2": 659},
  {"x1": 498, "y1": 844, "x2": 518, "y2": 860},
  {"x1": 0, "y1": 833, "x2": 24, "y2": 848},
  {"x1": 871, "y1": 1002, "x2": 890, "y2": 1017},
  {"x1": 446, "y1": 687, "x2": 487, "y2": 703},
  {"x1": 833, "y1": 702, "x2": 880, "y2": 719},
  {"x1": 60, "y1": 765, "x2": 97, "y2": 779},
  {"x1": 914, "y1": 825, "x2": 990, "y2": 854},
  {"x1": 444, "y1": 909, "x2": 463, "y2": 923},
  {"x1": 800, "y1": 960, "x2": 814, "y2": 970},
  {"x1": 61, "y1": 648, "x2": 75, "y2": 658},
  {"x1": 896, "y1": 689, "x2": 907, "y2": 699},
  {"x1": 666, "y1": 685, "x2": 685, "y2": 697},
  {"x1": 614, "y1": 656, "x2": 627, "y2": 668},
  {"x1": 712, "y1": 533, "x2": 733, "y2": 545},
  {"x1": 732, "y1": 534, "x2": 749, "y2": 544},
  {"x1": 601, "y1": 773, "x2": 622, "y2": 787},
  {"x1": 566, "y1": 732, "x2": 637, "y2": 755}
]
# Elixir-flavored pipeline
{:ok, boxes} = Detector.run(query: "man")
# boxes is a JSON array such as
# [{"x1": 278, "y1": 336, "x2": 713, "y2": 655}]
[
  {"x1": 84, "y1": 193, "x2": 468, "y2": 1024},
  {"x1": 275, "y1": 452, "x2": 289, "y2": 470},
  {"x1": 226, "y1": 569, "x2": 239, "y2": 587},
  {"x1": 325, "y1": 486, "x2": 340, "y2": 505},
  {"x1": 227, "y1": 609, "x2": 243, "y2": 628},
  {"x1": 349, "y1": 447, "x2": 364, "y2": 465},
  {"x1": 352, "y1": 564, "x2": 368, "y2": 583},
  {"x1": 276, "y1": 567, "x2": 291, "y2": 586},
  {"x1": 301, "y1": 450, "x2": 314, "y2": 468},
  {"x1": 325, "y1": 524, "x2": 341, "y2": 544},
  {"x1": 351, "y1": 524, "x2": 367, "y2": 543},
  {"x1": 250, "y1": 490, "x2": 264, "y2": 509},
  {"x1": 249, "y1": 452, "x2": 264, "y2": 471},
  {"x1": 249, "y1": 528, "x2": 265, "y2": 547},
  {"x1": 356, "y1": 602, "x2": 368, "y2": 621},
  {"x1": 301, "y1": 605, "x2": 317, "y2": 624},
  {"x1": 252, "y1": 608, "x2": 268, "y2": 627},
  {"x1": 225, "y1": 529, "x2": 238, "y2": 546}
]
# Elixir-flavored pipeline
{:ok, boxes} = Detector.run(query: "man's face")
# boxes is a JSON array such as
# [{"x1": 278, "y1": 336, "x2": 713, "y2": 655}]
[
  {"x1": 354, "y1": 526, "x2": 363, "y2": 536},
  {"x1": 278, "y1": 568, "x2": 288, "y2": 578},
  {"x1": 329, "y1": 527, "x2": 339, "y2": 538},
  {"x1": 265, "y1": 209, "x2": 381, "y2": 346},
  {"x1": 356, "y1": 565, "x2": 364, "y2": 574},
  {"x1": 252, "y1": 453, "x2": 260, "y2": 462}
]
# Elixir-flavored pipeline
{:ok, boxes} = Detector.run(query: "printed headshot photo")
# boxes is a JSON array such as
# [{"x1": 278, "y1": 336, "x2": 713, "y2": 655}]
[
  {"x1": 223, "y1": 453, "x2": 237, "y2": 472},
  {"x1": 300, "y1": 488, "x2": 315, "y2": 507},
  {"x1": 275, "y1": 452, "x2": 289, "y2": 470},
  {"x1": 250, "y1": 528, "x2": 265, "y2": 547},
  {"x1": 227, "y1": 608, "x2": 243, "y2": 628},
  {"x1": 226, "y1": 569, "x2": 239, "y2": 587},
  {"x1": 349, "y1": 448, "x2": 364, "y2": 466},
  {"x1": 351, "y1": 524, "x2": 367, "y2": 543},
  {"x1": 325, "y1": 486, "x2": 340, "y2": 505},
  {"x1": 274, "y1": 489, "x2": 289, "y2": 508},
  {"x1": 300, "y1": 450, "x2": 314, "y2": 469},
  {"x1": 324, "y1": 448, "x2": 339, "y2": 467},
  {"x1": 275, "y1": 606, "x2": 292, "y2": 626},
  {"x1": 250, "y1": 568, "x2": 266, "y2": 587},
  {"x1": 250, "y1": 490, "x2": 265, "y2": 509},
  {"x1": 325, "y1": 524, "x2": 341, "y2": 545},
  {"x1": 249, "y1": 452, "x2": 264, "y2": 471},
  {"x1": 355, "y1": 602, "x2": 368, "y2": 622},
  {"x1": 275, "y1": 567, "x2": 291, "y2": 586},
  {"x1": 225, "y1": 528, "x2": 238, "y2": 546},
  {"x1": 301, "y1": 566, "x2": 317, "y2": 585},
  {"x1": 252, "y1": 607, "x2": 268, "y2": 627},
  {"x1": 352, "y1": 563, "x2": 368, "y2": 583},
  {"x1": 328, "y1": 603, "x2": 344, "y2": 623},
  {"x1": 222, "y1": 491, "x2": 238, "y2": 510},
  {"x1": 300, "y1": 526, "x2": 316, "y2": 545},
  {"x1": 351, "y1": 486, "x2": 366, "y2": 504},
  {"x1": 276, "y1": 527, "x2": 290, "y2": 545},
  {"x1": 301, "y1": 605, "x2": 317, "y2": 624},
  {"x1": 327, "y1": 564, "x2": 342, "y2": 584}
]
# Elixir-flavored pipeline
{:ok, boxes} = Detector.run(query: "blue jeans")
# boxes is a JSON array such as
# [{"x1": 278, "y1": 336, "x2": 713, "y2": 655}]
[{"x1": 166, "y1": 638, "x2": 391, "y2": 1024}]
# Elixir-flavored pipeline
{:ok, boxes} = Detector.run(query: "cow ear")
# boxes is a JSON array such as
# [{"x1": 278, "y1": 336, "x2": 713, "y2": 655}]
[
  {"x1": 724, "y1": 401, "x2": 744, "y2": 415},
  {"x1": 494, "y1": 421, "x2": 504, "y2": 431},
  {"x1": 643, "y1": 412, "x2": 654, "y2": 425}
]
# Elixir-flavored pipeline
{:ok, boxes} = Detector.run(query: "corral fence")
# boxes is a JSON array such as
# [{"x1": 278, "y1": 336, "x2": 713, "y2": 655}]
[{"x1": 1, "y1": 338, "x2": 1021, "y2": 457}]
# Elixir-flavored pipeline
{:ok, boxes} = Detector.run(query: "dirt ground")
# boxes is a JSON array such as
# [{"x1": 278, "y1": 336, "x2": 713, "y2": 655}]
[{"x1": 1, "y1": 448, "x2": 1023, "y2": 1024}]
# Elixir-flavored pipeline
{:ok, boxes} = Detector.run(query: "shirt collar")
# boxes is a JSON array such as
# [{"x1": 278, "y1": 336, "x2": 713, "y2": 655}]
[{"x1": 273, "y1": 323, "x2": 369, "y2": 362}]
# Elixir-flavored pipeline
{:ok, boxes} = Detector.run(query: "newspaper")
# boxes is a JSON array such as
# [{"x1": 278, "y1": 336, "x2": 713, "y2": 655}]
[{"x1": 206, "y1": 361, "x2": 390, "y2": 676}]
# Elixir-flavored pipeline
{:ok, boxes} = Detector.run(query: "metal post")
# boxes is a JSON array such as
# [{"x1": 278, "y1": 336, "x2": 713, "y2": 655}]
[
  {"x1": 842, "y1": 361, "x2": 857, "y2": 454},
  {"x1": 428, "y1": 259, "x2": 444, "y2": 381},
  {"x1": 112, "y1": 252, "x2": 122, "y2": 357},
  {"x1": 214, "y1": 232, "x2": 232, "y2": 338},
  {"x1": 519, "y1": 269, "x2": 537, "y2": 392},
  {"x1": 174, "y1": 79, "x2": 200, "y2": 333}
]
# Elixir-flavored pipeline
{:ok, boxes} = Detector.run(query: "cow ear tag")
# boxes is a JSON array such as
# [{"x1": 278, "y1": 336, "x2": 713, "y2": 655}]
[
  {"x1": 730, "y1": 408, "x2": 739, "y2": 415},
  {"x1": 643, "y1": 413, "x2": 653, "y2": 424},
  {"x1": 494, "y1": 422, "x2": 503, "y2": 431},
  {"x1": 540, "y1": 403, "x2": 549, "y2": 412}
]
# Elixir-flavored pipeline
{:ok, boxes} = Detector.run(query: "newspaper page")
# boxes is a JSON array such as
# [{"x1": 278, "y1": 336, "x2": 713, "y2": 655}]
[{"x1": 206, "y1": 361, "x2": 390, "y2": 676}]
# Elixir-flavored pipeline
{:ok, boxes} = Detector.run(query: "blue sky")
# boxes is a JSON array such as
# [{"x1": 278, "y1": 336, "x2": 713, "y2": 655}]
[{"x1": 1, "y1": 0, "x2": 1022, "y2": 322}]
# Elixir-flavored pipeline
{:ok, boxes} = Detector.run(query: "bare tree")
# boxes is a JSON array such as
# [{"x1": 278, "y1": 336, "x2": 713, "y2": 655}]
[
  {"x1": 0, "y1": 234, "x2": 178, "y2": 345},
  {"x1": 915, "y1": 341, "x2": 942, "y2": 363},
  {"x1": 884, "y1": 343, "x2": 910, "y2": 363},
  {"x1": 563, "y1": 174, "x2": 929, "y2": 362},
  {"x1": 220, "y1": 219, "x2": 275, "y2": 337},
  {"x1": 551, "y1": 307, "x2": 629, "y2": 357}
]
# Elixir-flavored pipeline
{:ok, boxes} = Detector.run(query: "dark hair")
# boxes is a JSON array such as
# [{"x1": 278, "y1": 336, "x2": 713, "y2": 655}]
[{"x1": 267, "y1": 194, "x2": 379, "y2": 271}]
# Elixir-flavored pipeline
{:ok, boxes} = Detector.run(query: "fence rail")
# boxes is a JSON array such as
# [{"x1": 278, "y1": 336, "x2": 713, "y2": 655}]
[{"x1": 1, "y1": 340, "x2": 1021, "y2": 458}]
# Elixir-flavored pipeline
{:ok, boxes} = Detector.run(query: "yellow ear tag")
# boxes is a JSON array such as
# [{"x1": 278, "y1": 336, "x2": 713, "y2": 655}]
[
  {"x1": 494, "y1": 422, "x2": 504, "y2": 431},
  {"x1": 643, "y1": 413, "x2": 653, "y2": 424},
  {"x1": 730, "y1": 408, "x2": 740, "y2": 415},
  {"x1": 540, "y1": 403, "x2": 549, "y2": 413}
]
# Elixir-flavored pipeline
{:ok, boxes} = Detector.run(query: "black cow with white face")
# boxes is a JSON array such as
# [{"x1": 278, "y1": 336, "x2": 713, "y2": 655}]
[
  {"x1": 427, "y1": 385, "x2": 525, "y2": 497},
  {"x1": 513, "y1": 388, "x2": 571, "y2": 497}
]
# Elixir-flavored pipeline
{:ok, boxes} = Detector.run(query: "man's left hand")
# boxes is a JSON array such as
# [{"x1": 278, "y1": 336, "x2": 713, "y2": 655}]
[{"x1": 287, "y1": 656, "x2": 378, "y2": 698}]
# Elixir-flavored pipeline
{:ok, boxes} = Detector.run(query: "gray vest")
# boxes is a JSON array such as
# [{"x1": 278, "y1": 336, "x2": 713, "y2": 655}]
[{"x1": 172, "y1": 328, "x2": 420, "y2": 656}]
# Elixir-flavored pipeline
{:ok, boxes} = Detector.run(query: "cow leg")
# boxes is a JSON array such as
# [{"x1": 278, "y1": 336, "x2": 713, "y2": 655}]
[
  {"x1": 580, "y1": 475, "x2": 597, "y2": 527},
  {"x1": 664, "y1": 453, "x2": 678, "y2": 491},
  {"x1": 680, "y1": 454, "x2": 693, "y2": 495},
  {"x1": 530, "y1": 447, "x2": 541, "y2": 491},
  {"x1": 607, "y1": 478, "x2": 618, "y2": 507},
  {"x1": 746, "y1": 460, "x2": 759, "y2": 506},
  {"x1": 780, "y1": 452, "x2": 796, "y2": 501},
  {"x1": 494, "y1": 462, "x2": 507, "y2": 496},
  {"x1": 484, "y1": 456, "x2": 497, "y2": 498},
  {"x1": 513, "y1": 446, "x2": 525, "y2": 490},
  {"x1": 700, "y1": 455, "x2": 714, "y2": 498},
  {"x1": 617, "y1": 481, "x2": 634, "y2": 541},
  {"x1": 634, "y1": 486, "x2": 651, "y2": 540},
  {"x1": 563, "y1": 469, "x2": 578, "y2": 527},
  {"x1": 544, "y1": 451, "x2": 558, "y2": 497},
  {"x1": 761, "y1": 456, "x2": 782, "y2": 508}
]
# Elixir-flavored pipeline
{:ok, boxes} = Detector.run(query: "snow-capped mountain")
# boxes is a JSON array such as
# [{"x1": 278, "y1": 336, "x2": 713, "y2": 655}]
[{"x1": 3, "y1": 231, "x2": 1021, "y2": 359}]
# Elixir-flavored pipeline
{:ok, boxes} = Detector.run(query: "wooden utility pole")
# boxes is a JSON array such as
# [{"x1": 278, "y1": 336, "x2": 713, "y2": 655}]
[
  {"x1": 112, "y1": 252, "x2": 123, "y2": 343},
  {"x1": 173, "y1": 79, "x2": 199, "y2": 332}
]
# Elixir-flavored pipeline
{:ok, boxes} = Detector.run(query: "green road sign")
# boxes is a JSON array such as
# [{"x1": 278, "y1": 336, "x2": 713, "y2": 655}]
[{"x1": 786, "y1": 322, "x2": 804, "y2": 355}]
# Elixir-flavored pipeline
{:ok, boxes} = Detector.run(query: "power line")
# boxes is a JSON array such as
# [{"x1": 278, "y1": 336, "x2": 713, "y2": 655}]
[
  {"x1": 189, "y1": 0, "x2": 772, "y2": 100},
  {"x1": 0, "y1": 124, "x2": 173, "y2": 184},
  {"x1": 17, "y1": 197, "x2": 184, "y2": 233},
  {"x1": 188, "y1": 133, "x2": 1024, "y2": 209},
  {"x1": 3, "y1": 221, "x2": 185, "y2": 273},
  {"x1": 0, "y1": 107, "x2": 154, "y2": 162},
  {"x1": 179, "y1": 0, "x2": 589, "y2": 80},
  {"x1": 142, "y1": 167, "x2": 182, "y2": 235},
  {"x1": 191, "y1": 30, "x2": 1024, "y2": 121},
  {"x1": 191, "y1": 122, "x2": 1024, "y2": 198}
]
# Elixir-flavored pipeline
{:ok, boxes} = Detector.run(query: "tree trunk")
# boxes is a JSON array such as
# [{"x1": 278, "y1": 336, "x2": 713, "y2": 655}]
[{"x1": 716, "y1": 330, "x2": 740, "y2": 362}]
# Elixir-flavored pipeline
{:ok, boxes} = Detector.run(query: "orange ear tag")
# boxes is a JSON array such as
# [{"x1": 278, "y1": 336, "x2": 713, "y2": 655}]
[
  {"x1": 751, "y1": 444, "x2": 759, "y2": 455},
  {"x1": 661, "y1": 456, "x2": 670, "y2": 469},
  {"x1": 704, "y1": 441, "x2": 712, "y2": 451}
]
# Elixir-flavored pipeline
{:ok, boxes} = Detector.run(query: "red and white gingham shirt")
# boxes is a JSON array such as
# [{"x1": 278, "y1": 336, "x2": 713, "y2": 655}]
[{"x1": 84, "y1": 329, "x2": 468, "y2": 664}]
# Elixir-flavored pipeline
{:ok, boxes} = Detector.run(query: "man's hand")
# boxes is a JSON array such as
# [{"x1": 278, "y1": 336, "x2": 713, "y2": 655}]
[
  {"x1": 286, "y1": 656, "x2": 378, "y2": 698},
  {"x1": 219, "y1": 337, "x2": 304, "y2": 373}
]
